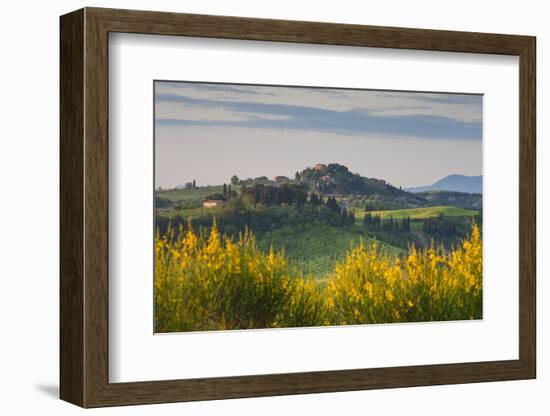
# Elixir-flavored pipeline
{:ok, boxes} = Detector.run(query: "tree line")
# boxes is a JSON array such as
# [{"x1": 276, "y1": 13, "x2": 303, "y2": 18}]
[
  {"x1": 363, "y1": 212, "x2": 411, "y2": 233},
  {"x1": 422, "y1": 214, "x2": 457, "y2": 237}
]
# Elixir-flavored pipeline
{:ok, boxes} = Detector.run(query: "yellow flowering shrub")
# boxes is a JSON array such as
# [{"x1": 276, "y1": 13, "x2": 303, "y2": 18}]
[
  {"x1": 155, "y1": 223, "x2": 482, "y2": 332},
  {"x1": 327, "y1": 224, "x2": 482, "y2": 324},
  {"x1": 155, "y1": 224, "x2": 326, "y2": 332}
]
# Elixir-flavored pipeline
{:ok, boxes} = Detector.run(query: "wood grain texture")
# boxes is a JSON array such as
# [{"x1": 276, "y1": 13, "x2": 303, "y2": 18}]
[
  {"x1": 59, "y1": 8, "x2": 84, "y2": 407},
  {"x1": 518, "y1": 38, "x2": 537, "y2": 375},
  {"x1": 89, "y1": 7, "x2": 532, "y2": 55},
  {"x1": 59, "y1": 7, "x2": 537, "y2": 408},
  {"x1": 83, "y1": 11, "x2": 110, "y2": 406}
]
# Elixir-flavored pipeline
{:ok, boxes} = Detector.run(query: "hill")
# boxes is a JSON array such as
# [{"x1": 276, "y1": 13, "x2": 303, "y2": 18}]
[
  {"x1": 298, "y1": 163, "x2": 426, "y2": 208},
  {"x1": 406, "y1": 174, "x2": 482, "y2": 194}
]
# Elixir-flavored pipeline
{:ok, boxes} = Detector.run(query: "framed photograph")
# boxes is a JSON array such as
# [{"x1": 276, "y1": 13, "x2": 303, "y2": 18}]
[{"x1": 60, "y1": 7, "x2": 536, "y2": 407}]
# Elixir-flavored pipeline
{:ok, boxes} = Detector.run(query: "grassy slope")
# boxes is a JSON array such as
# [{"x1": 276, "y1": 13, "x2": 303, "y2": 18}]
[
  {"x1": 158, "y1": 186, "x2": 237, "y2": 203},
  {"x1": 359, "y1": 205, "x2": 479, "y2": 220},
  {"x1": 257, "y1": 224, "x2": 404, "y2": 278}
]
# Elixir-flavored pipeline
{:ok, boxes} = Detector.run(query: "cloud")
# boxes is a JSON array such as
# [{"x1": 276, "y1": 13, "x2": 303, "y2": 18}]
[
  {"x1": 156, "y1": 82, "x2": 482, "y2": 122},
  {"x1": 154, "y1": 82, "x2": 482, "y2": 140},
  {"x1": 156, "y1": 100, "x2": 290, "y2": 123}
]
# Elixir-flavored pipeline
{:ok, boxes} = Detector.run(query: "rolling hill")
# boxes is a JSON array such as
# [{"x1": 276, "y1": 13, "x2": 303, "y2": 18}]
[{"x1": 364, "y1": 205, "x2": 480, "y2": 220}]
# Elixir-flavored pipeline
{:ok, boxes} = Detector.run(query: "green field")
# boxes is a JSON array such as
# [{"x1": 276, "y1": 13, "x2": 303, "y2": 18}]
[
  {"x1": 257, "y1": 224, "x2": 404, "y2": 278},
  {"x1": 359, "y1": 205, "x2": 480, "y2": 220},
  {"x1": 158, "y1": 185, "x2": 240, "y2": 203}
]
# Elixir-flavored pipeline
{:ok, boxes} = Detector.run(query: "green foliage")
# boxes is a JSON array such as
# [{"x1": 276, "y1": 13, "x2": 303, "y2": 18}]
[
  {"x1": 205, "y1": 193, "x2": 226, "y2": 201},
  {"x1": 155, "y1": 195, "x2": 171, "y2": 208},
  {"x1": 422, "y1": 213, "x2": 457, "y2": 236},
  {"x1": 155, "y1": 201, "x2": 351, "y2": 241},
  {"x1": 240, "y1": 183, "x2": 308, "y2": 206}
]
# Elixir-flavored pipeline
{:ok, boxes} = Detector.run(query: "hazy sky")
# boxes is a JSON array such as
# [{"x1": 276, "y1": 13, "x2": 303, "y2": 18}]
[{"x1": 154, "y1": 82, "x2": 482, "y2": 189}]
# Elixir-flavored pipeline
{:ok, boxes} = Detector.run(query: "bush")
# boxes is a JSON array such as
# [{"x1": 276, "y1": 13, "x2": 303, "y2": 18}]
[
  {"x1": 327, "y1": 224, "x2": 482, "y2": 324},
  {"x1": 155, "y1": 224, "x2": 325, "y2": 332},
  {"x1": 155, "y1": 224, "x2": 482, "y2": 332}
]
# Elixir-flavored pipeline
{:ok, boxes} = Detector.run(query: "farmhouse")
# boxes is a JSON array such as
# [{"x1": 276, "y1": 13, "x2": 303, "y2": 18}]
[{"x1": 203, "y1": 197, "x2": 226, "y2": 208}]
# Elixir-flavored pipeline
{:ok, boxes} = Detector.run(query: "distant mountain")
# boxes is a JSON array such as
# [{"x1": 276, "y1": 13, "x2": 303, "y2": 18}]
[{"x1": 406, "y1": 175, "x2": 482, "y2": 194}]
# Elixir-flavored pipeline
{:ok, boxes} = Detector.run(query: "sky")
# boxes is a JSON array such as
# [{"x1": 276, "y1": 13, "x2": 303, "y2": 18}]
[{"x1": 154, "y1": 81, "x2": 482, "y2": 189}]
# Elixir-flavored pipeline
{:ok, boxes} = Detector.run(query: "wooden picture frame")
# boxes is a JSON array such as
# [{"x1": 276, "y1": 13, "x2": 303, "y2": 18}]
[{"x1": 60, "y1": 7, "x2": 536, "y2": 408}]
